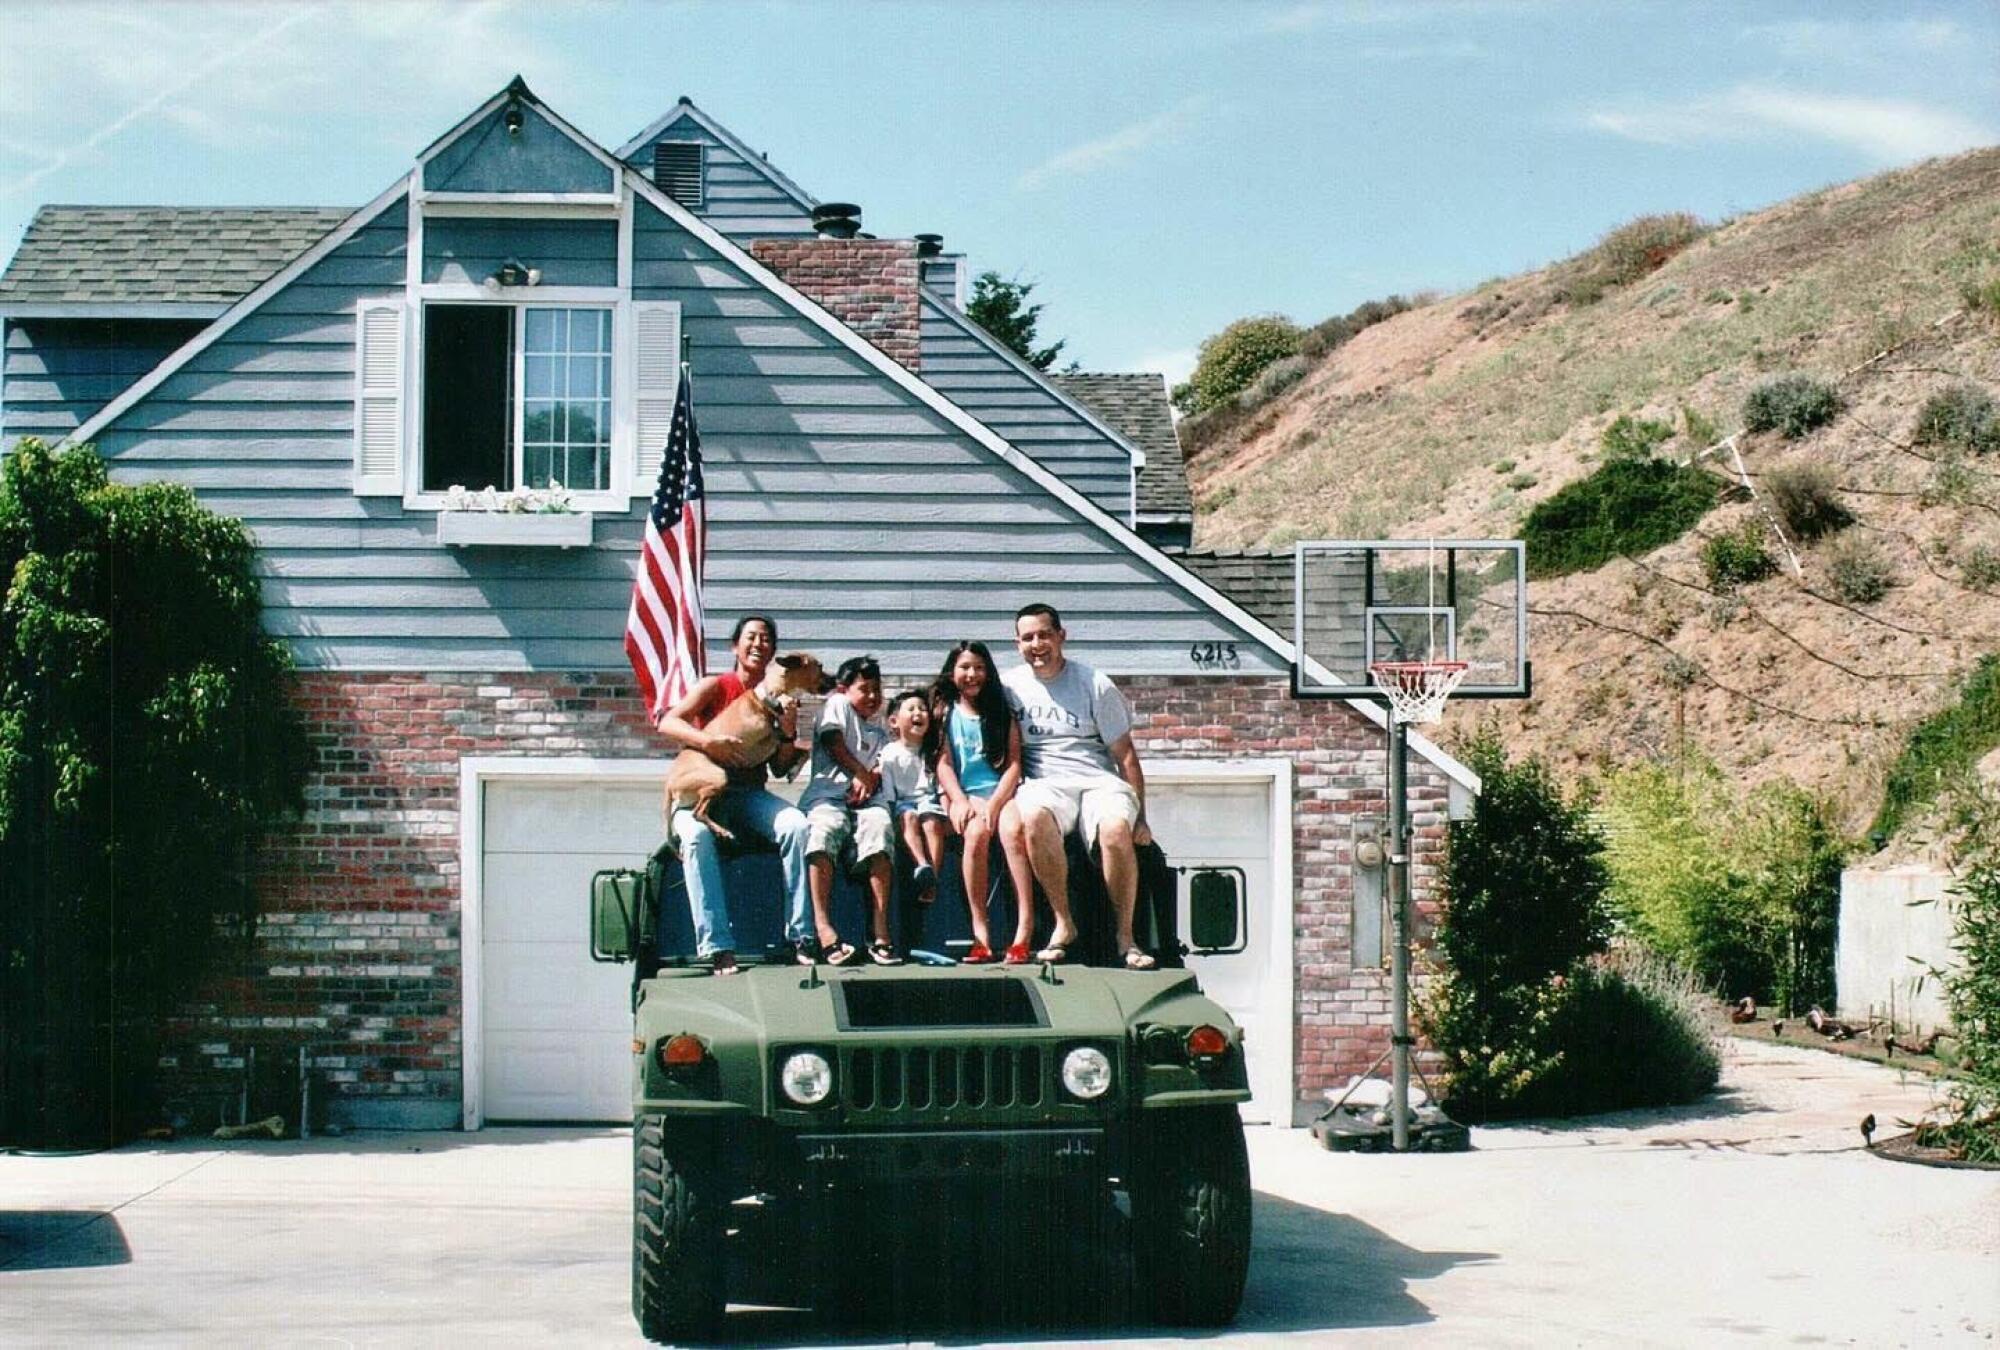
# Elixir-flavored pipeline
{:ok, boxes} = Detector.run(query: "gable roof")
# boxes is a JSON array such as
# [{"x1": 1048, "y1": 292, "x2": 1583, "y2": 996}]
[
  {"x1": 0, "y1": 205, "x2": 349, "y2": 307},
  {"x1": 1175, "y1": 550, "x2": 1293, "y2": 630},
  {"x1": 1052, "y1": 372, "x2": 1191, "y2": 519},
  {"x1": 615, "y1": 96, "x2": 818, "y2": 212}
]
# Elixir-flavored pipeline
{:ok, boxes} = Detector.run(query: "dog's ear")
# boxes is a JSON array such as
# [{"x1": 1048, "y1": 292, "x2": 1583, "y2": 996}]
[{"x1": 775, "y1": 654, "x2": 804, "y2": 670}]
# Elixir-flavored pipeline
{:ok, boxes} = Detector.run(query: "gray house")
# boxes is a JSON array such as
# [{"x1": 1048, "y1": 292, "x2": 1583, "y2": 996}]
[{"x1": 0, "y1": 80, "x2": 1472, "y2": 1130}]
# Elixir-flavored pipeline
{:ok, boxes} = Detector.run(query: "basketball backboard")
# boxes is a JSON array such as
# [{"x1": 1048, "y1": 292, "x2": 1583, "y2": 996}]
[{"x1": 1292, "y1": 539, "x2": 1529, "y2": 699}]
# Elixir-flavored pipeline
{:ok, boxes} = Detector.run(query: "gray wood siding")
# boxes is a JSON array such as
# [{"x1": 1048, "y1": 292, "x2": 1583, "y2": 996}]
[
  {"x1": 624, "y1": 115, "x2": 816, "y2": 240},
  {"x1": 3, "y1": 318, "x2": 209, "y2": 449},
  {"x1": 69, "y1": 194, "x2": 1280, "y2": 678},
  {"x1": 422, "y1": 218, "x2": 617, "y2": 287},
  {"x1": 919, "y1": 295, "x2": 1133, "y2": 519},
  {"x1": 422, "y1": 104, "x2": 613, "y2": 195}
]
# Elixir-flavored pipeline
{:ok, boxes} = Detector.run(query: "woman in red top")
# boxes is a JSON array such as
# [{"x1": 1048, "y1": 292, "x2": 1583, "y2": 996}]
[{"x1": 655, "y1": 616, "x2": 815, "y2": 973}]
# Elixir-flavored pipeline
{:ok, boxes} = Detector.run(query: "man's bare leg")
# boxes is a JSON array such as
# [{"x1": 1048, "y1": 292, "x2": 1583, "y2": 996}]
[
  {"x1": 1098, "y1": 817, "x2": 1140, "y2": 951},
  {"x1": 807, "y1": 854, "x2": 840, "y2": 947}
]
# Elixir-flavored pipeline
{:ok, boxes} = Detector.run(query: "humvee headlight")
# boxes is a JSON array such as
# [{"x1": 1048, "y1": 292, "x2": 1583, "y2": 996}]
[
  {"x1": 1060, "y1": 1047, "x2": 1113, "y2": 1100},
  {"x1": 780, "y1": 1051, "x2": 833, "y2": 1106}
]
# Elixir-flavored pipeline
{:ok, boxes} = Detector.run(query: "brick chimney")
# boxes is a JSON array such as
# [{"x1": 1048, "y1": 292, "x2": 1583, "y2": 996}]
[{"x1": 749, "y1": 238, "x2": 921, "y2": 372}]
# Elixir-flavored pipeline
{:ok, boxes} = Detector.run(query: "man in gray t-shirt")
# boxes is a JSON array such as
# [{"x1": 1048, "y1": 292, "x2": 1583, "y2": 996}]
[{"x1": 999, "y1": 603, "x2": 1157, "y2": 970}]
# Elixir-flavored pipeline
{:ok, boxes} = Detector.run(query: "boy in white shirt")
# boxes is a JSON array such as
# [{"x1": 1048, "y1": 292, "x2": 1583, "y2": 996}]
[
  {"x1": 877, "y1": 689, "x2": 949, "y2": 903},
  {"x1": 799, "y1": 656, "x2": 900, "y2": 966}
]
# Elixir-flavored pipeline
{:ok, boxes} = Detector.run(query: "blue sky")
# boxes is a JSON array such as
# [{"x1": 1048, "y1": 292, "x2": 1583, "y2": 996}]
[{"x1": 2, "y1": 1, "x2": 1996, "y2": 387}]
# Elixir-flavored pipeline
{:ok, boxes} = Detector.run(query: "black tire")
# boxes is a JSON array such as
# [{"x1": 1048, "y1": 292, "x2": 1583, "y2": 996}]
[
  {"x1": 1131, "y1": 1106, "x2": 1253, "y2": 1326},
  {"x1": 632, "y1": 1114, "x2": 725, "y2": 1344}
]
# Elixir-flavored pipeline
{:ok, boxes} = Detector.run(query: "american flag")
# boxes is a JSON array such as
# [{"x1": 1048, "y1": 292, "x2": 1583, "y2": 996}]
[{"x1": 625, "y1": 365, "x2": 706, "y2": 719}]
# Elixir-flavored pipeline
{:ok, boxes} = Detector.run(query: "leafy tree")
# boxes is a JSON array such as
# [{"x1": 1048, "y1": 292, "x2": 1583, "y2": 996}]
[
  {"x1": 966, "y1": 271, "x2": 1067, "y2": 371},
  {"x1": 1916, "y1": 784, "x2": 2000, "y2": 1161},
  {"x1": 0, "y1": 440, "x2": 309, "y2": 1147},
  {"x1": 1172, "y1": 315, "x2": 1302, "y2": 416},
  {"x1": 1421, "y1": 732, "x2": 1612, "y2": 1117}
]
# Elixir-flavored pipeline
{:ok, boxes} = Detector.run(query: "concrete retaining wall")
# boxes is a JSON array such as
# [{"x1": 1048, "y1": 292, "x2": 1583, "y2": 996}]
[{"x1": 1836, "y1": 865, "x2": 1956, "y2": 1033}]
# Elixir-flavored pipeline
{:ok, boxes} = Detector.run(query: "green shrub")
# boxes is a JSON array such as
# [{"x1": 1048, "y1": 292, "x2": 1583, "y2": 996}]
[
  {"x1": 1511, "y1": 950, "x2": 1722, "y2": 1117},
  {"x1": 1761, "y1": 463, "x2": 1851, "y2": 540},
  {"x1": 1702, "y1": 522, "x2": 1777, "y2": 590},
  {"x1": 1421, "y1": 733, "x2": 1612, "y2": 1120},
  {"x1": 1964, "y1": 544, "x2": 2000, "y2": 591},
  {"x1": 0, "y1": 440, "x2": 309, "y2": 1148},
  {"x1": 1915, "y1": 786, "x2": 2000, "y2": 1161},
  {"x1": 1559, "y1": 213, "x2": 1706, "y2": 305},
  {"x1": 1237, "y1": 353, "x2": 1310, "y2": 409},
  {"x1": 1681, "y1": 404, "x2": 1720, "y2": 449},
  {"x1": 1173, "y1": 315, "x2": 1303, "y2": 415},
  {"x1": 1508, "y1": 472, "x2": 1538, "y2": 491},
  {"x1": 1297, "y1": 293, "x2": 1416, "y2": 361},
  {"x1": 1522, "y1": 458, "x2": 1721, "y2": 578},
  {"x1": 1825, "y1": 533, "x2": 1894, "y2": 603},
  {"x1": 1870, "y1": 654, "x2": 2000, "y2": 846},
  {"x1": 1963, "y1": 273, "x2": 2000, "y2": 320},
  {"x1": 1601, "y1": 414, "x2": 1675, "y2": 463},
  {"x1": 1742, "y1": 374, "x2": 1842, "y2": 439},
  {"x1": 1914, "y1": 383, "x2": 2000, "y2": 455}
]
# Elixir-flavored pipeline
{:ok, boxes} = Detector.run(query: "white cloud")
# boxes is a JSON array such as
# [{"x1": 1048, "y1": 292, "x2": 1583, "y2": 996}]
[
  {"x1": 1122, "y1": 347, "x2": 1200, "y2": 395},
  {"x1": 1585, "y1": 85, "x2": 1995, "y2": 166},
  {"x1": 1016, "y1": 97, "x2": 1208, "y2": 191}
]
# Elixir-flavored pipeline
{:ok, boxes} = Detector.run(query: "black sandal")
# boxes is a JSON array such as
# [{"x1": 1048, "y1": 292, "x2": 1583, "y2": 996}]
[
  {"x1": 823, "y1": 940, "x2": 860, "y2": 967},
  {"x1": 868, "y1": 939, "x2": 905, "y2": 966}
]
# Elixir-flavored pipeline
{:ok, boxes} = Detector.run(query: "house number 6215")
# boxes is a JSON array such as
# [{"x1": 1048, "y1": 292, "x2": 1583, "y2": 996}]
[{"x1": 1189, "y1": 641, "x2": 1240, "y2": 670}]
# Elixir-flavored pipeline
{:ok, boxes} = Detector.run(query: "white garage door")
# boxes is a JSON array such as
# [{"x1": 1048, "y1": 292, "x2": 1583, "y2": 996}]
[
  {"x1": 480, "y1": 778, "x2": 660, "y2": 1123},
  {"x1": 1145, "y1": 774, "x2": 1289, "y2": 1125},
  {"x1": 474, "y1": 770, "x2": 1287, "y2": 1126}
]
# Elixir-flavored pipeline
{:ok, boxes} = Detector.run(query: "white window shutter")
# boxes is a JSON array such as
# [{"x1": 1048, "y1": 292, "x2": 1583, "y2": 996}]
[
  {"x1": 353, "y1": 299, "x2": 406, "y2": 496},
  {"x1": 631, "y1": 301, "x2": 682, "y2": 498}
]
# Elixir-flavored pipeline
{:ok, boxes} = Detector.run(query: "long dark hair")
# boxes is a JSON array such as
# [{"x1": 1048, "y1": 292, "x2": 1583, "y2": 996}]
[{"x1": 925, "y1": 640, "x2": 1009, "y2": 772}]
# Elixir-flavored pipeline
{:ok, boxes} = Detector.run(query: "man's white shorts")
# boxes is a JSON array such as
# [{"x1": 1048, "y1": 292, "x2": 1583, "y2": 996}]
[
  {"x1": 804, "y1": 800, "x2": 892, "y2": 868},
  {"x1": 1014, "y1": 776, "x2": 1140, "y2": 845}
]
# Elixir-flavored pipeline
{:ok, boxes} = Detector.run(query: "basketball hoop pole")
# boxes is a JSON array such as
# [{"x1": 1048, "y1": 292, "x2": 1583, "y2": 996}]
[{"x1": 1387, "y1": 713, "x2": 1413, "y2": 1152}]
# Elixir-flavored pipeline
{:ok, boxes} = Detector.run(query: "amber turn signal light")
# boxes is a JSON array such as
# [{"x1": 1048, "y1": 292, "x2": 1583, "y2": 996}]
[
  {"x1": 1186, "y1": 1025, "x2": 1230, "y2": 1063},
  {"x1": 658, "y1": 1034, "x2": 707, "y2": 1070}
]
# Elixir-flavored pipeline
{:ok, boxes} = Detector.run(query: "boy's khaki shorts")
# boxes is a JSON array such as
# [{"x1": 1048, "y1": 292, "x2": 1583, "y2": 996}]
[
  {"x1": 804, "y1": 800, "x2": 892, "y2": 868},
  {"x1": 1014, "y1": 776, "x2": 1140, "y2": 847}
]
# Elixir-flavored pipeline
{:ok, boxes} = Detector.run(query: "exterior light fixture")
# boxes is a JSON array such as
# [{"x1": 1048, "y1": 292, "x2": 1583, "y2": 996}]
[{"x1": 504, "y1": 102, "x2": 524, "y2": 136}]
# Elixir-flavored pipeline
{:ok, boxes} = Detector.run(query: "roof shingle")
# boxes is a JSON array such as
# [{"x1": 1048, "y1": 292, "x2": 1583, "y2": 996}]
[
  {"x1": 0, "y1": 205, "x2": 352, "y2": 304},
  {"x1": 1051, "y1": 372, "x2": 1192, "y2": 518},
  {"x1": 1174, "y1": 550, "x2": 1293, "y2": 632}
]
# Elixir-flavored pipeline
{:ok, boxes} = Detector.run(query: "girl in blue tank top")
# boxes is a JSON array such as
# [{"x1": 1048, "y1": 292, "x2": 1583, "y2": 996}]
[{"x1": 926, "y1": 641, "x2": 1036, "y2": 964}]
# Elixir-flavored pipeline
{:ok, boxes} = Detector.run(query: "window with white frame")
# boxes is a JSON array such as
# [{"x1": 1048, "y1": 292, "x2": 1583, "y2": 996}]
[{"x1": 420, "y1": 302, "x2": 614, "y2": 494}]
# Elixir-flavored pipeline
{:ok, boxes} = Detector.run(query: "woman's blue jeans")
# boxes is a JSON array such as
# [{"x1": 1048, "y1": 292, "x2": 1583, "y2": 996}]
[{"x1": 670, "y1": 787, "x2": 812, "y2": 957}]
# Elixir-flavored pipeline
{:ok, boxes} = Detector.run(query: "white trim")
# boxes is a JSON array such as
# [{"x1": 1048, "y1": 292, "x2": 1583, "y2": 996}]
[
  {"x1": 65, "y1": 174, "x2": 413, "y2": 450},
  {"x1": 420, "y1": 200, "x2": 623, "y2": 220},
  {"x1": 414, "y1": 283, "x2": 623, "y2": 304},
  {"x1": 918, "y1": 288, "x2": 1148, "y2": 471},
  {"x1": 614, "y1": 100, "x2": 818, "y2": 212},
  {"x1": 1136, "y1": 512, "x2": 1195, "y2": 525},
  {"x1": 0, "y1": 301, "x2": 228, "y2": 320},
  {"x1": 417, "y1": 191, "x2": 620, "y2": 208},
  {"x1": 1147, "y1": 757, "x2": 1296, "y2": 1123},
  {"x1": 458, "y1": 755, "x2": 675, "y2": 1130}
]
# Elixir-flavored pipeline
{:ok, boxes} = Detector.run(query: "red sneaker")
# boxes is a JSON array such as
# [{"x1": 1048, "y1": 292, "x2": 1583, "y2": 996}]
[{"x1": 962, "y1": 943, "x2": 997, "y2": 965}]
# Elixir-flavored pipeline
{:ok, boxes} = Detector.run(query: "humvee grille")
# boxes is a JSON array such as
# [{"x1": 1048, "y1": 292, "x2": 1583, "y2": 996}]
[{"x1": 842, "y1": 1044, "x2": 1048, "y2": 1115}]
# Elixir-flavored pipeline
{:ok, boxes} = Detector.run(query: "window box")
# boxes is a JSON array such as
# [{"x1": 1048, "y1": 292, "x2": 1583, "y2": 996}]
[{"x1": 437, "y1": 510, "x2": 593, "y2": 548}]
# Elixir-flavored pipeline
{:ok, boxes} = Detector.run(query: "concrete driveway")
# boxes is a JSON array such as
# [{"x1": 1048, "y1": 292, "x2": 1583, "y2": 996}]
[{"x1": 3, "y1": 1039, "x2": 1995, "y2": 1347}]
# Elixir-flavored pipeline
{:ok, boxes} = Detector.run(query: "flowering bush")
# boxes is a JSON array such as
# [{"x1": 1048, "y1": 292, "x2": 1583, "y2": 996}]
[{"x1": 442, "y1": 483, "x2": 578, "y2": 514}]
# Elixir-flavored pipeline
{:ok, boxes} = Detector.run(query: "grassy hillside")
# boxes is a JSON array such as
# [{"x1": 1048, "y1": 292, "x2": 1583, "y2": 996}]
[{"x1": 1189, "y1": 148, "x2": 2000, "y2": 837}]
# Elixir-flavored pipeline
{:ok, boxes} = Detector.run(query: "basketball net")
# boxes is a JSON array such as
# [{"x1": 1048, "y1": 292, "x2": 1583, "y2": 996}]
[{"x1": 1368, "y1": 540, "x2": 1467, "y2": 723}]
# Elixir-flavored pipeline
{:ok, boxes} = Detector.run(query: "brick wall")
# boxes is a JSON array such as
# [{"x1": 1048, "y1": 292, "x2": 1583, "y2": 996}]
[
  {"x1": 749, "y1": 238, "x2": 921, "y2": 372},
  {"x1": 162, "y1": 672, "x2": 1452, "y2": 1129}
]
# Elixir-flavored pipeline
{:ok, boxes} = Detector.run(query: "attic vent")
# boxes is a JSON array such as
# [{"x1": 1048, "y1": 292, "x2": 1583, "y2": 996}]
[{"x1": 653, "y1": 141, "x2": 704, "y2": 209}]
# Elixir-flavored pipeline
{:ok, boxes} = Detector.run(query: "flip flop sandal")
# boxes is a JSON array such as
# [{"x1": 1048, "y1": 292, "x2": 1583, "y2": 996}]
[
  {"x1": 1002, "y1": 944, "x2": 1031, "y2": 965},
  {"x1": 791, "y1": 939, "x2": 823, "y2": 966},
  {"x1": 961, "y1": 943, "x2": 997, "y2": 965},
  {"x1": 868, "y1": 940, "x2": 905, "y2": 966},
  {"x1": 823, "y1": 941, "x2": 860, "y2": 967},
  {"x1": 1034, "y1": 944, "x2": 1070, "y2": 965},
  {"x1": 1121, "y1": 947, "x2": 1159, "y2": 971}
]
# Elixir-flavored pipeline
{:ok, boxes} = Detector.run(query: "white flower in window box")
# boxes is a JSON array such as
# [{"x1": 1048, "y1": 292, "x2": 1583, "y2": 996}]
[{"x1": 437, "y1": 482, "x2": 592, "y2": 547}]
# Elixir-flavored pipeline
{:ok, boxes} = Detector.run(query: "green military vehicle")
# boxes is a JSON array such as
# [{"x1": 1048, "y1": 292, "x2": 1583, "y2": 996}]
[{"x1": 590, "y1": 847, "x2": 1255, "y2": 1342}]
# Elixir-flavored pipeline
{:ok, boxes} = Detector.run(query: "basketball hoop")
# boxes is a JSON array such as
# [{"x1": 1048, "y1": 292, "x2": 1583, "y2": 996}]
[{"x1": 1369, "y1": 660, "x2": 1470, "y2": 725}]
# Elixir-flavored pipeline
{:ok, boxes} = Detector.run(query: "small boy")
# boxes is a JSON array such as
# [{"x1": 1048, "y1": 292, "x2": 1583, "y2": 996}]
[
  {"x1": 799, "y1": 655, "x2": 900, "y2": 965},
  {"x1": 877, "y1": 689, "x2": 950, "y2": 903}
]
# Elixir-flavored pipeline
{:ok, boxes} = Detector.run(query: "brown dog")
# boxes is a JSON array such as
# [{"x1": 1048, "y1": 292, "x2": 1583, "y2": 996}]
[{"x1": 662, "y1": 653, "x2": 832, "y2": 841}]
